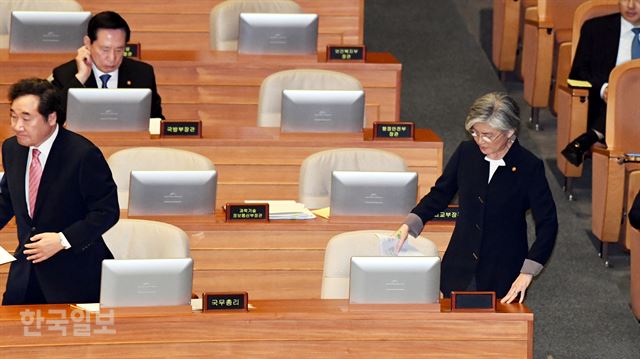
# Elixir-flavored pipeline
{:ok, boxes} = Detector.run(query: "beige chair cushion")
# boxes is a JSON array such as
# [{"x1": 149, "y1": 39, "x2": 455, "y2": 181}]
[
  {"x1": 209, "y1": 0, "x2": 301, "y2": 50},
  {"x1": 103, "y1": 219, "x2": 190, "y2": 259},
  {"x1": 107, "y1": 147, "x2": 215, "y2": 209},
  {"x1": 298, "y1": 148, "x2": 407, "y2": 209},
  {"x1": 1, "y1": 0, "x2": 83, "y2": 38},
  {"x1": 257, "y1": 69, "x2": 363, "y2": 127},
  {"x1": 321, "y1": 230, "x2": 439, "y2": 299}
]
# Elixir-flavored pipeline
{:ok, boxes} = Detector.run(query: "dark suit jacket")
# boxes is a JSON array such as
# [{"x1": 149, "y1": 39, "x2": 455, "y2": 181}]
[
  {"x1": 569, "y1": 13, "x2": 621, "y2": 134},
  {"x1": 410, "y1": 140, "x2": 558, "y2": 297},
  {"x1": 51, "y1": 57, "x2": 164, "y2": 119},
  {"x1": 0, "y1": 127, "x2": 119, "y2": 305},
  {"x1": 630, "y1": 191, "x2": 640, "y2": 230}
]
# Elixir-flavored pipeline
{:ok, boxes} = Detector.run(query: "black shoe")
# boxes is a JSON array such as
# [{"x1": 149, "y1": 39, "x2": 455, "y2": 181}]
[
  {"x1": 561, "y1": 131, "x2": 599, "y2": 167},
  {"x1": 561, "y1": 142, "x2": 586, "y2": 166}
]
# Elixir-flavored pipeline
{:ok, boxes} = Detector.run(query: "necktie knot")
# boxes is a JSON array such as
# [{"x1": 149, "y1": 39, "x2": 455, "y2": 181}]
[
  {"x1": 32, "y1": 148, "x2": 41, "y2": 160},
  {"x1": 99, "y1": 74, "x2": 111, "y2": 88},
  {"x1": 633, "y1": 28, "x2": 640, "y2": 60}
]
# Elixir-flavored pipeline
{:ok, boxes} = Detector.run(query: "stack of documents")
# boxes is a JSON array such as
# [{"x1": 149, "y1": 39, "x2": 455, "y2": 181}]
[
  {"x1": 377, "y1": 233, "x2": 424, "y2": 256},
  {"x1": 244, "y1": 200, "x2": 316, "y2": 220}
]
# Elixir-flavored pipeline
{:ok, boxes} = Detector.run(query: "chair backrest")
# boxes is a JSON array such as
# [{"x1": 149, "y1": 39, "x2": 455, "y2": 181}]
[
  {"x1": 102, "y1": 219, "x2": 190, "y2": 259},
  {"x1": 107, "y1": 147, "x2": 215, "y2": 209},
  {"x1": 209, "y1": 0, "x2": 302, "y2": 50},
  {"x1": 605, "y1": 59, "x2": 640, "y2": 152},
  {"x1": 537, "y1": 0, "x2": 588, "y2": 31},
  {"x1": 320, "y1": 230, "x2": 439, "y2": 299},
  {"x1": 257, "y1": 69, "x2": 363, "y2": 127},
  {"x1": 570, "y1": 0, "x2": 619, "y2": 61},
  {"x1": 298, "y1": 148, "x2": 407, "y2": 209}
]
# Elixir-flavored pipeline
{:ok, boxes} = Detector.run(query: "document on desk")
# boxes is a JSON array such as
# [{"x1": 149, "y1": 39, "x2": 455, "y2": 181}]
[
  {"x1": 377, "y1": 234, "x2": 423, "y2": 256},
  {"x1": 0, "y1": 245, "x2": 16, "y2": 265},
  {"x1": 244, "y1": 200, "x2": 316, "y2": 220}
]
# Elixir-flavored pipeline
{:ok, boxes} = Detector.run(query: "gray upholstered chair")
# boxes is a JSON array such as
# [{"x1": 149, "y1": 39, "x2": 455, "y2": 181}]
[
  {"x1": 209, "y1": 0, "x2": 301, "y2": 50},
  {"x1": 298, "y1": 148, "x2": 407, "y2": 209},
  {"x1": 107, "y1": 147, "x2": 215, "y2": 209},
  {"x1": 320, "y1": 230, "x2": 438, "y2": 299}
]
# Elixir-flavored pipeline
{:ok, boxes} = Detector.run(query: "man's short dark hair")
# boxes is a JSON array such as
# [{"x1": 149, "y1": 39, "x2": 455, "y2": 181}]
[
  {"x1": 87, "y1": 11, "x2": 131, "y2": 43},
  {"x1": 9, "y1": 78, "x2": 64, "y2": 125}
]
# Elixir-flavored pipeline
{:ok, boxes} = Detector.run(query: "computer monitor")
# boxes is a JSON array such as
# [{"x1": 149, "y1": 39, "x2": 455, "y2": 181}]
[
  {"x1": 9, "y1": 11, "x2": 91, "y2": 53},
  {"x1": 238, "y1": 13, "x2": 318, "y2": 55},
  {"x1": 100, "y1": 258, "x2": 193, "y2": 308},
  {"x1": 349, "y1": 256, "x2": 441, "y2": 304},
  {"x1": 128, "y1": 170, "x2": 217, "y2": 216},
  {"x1": 330, "y1": 171, "x2": 418, "y2": 216},
  {"x1": 66, "y1": 88, "x2": 152, "y2": 132},
  {"x1": 281, "y1": 90, "x2": 365, "y2": 133}
]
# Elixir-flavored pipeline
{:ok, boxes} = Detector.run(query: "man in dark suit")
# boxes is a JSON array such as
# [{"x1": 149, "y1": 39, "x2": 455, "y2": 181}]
[
  {"x1": 0, "y1": 78, "x2": 119, "y2": 305},
  {"x1": 561, "y1": 0, "x2": 640, "y2": 166},
  {"x1": 51, "y1": 11, "x2": 164, "y2": 119}
]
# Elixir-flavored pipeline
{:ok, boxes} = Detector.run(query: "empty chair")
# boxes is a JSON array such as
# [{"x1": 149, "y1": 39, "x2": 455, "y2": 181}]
[
  {"x1": 320, "y1": 230, "x2": 439, "y2": 299},
  {"x1": 0, "y1": 0, "x2": 83, "y2": 48},
  {"x1": 107, "y1": 147, "x2": 215, "y2": 209},
  {"x1": 520, "y1": 0, "x2": 585, "y2": 129},
  {"x1": 298, "y1": 148, "x2": 407, "y2": 209},
  {"x1": 209, "y1": 0, "x2": 302, "y2": 51},
  {"x1": 492, "y1": 0, "x2": 536, "y2": 74},
  {"x1": 102, "y1": 219, "x2": 190, "y2": 259},
  {"x1": 257, "y1": 69, "x2": 363, "y2": 127}
]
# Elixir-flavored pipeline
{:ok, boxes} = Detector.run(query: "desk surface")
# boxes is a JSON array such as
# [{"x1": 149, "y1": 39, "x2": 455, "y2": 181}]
[
  {"x1": 0, "y1": 299, "x2": 533, "y2": 358},
  {"x1": 0, "y1": 50, "x2": 402, "y2": 129}
]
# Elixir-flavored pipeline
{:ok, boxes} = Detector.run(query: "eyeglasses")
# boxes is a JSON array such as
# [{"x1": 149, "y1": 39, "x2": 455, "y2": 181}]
[{"x1": 469, "y1": 129, "x2": 502, "y2": 143}]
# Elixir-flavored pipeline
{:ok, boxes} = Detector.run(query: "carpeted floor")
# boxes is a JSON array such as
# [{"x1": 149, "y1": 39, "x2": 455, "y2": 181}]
[{"x1": 364, "y1": 1, "x2": 640, "y2": 358}]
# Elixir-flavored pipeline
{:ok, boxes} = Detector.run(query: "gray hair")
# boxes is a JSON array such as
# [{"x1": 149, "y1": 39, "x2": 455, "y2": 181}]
[{"x1": 464, "y1": 92, "x2": 520, "y2": 135}]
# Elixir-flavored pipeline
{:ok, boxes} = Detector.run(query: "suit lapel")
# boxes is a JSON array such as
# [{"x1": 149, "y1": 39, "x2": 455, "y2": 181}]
[
  {"x1": 117, "y1": 59, "x2": 132, "y2": 88},
  {"x1": 85, "y1": 70, "x2": 98, "y2": 88},
  {"x1": 13, "y1": 145, "x2": 29, "y2": 217},
  {"x1": 31, "y1": 129, "x2": 66, "y2": 219}
]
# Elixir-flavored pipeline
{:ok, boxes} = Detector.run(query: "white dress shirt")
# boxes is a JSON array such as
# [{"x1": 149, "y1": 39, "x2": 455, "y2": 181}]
[{"x1": 92, "y1": 64, "x2": 119, "y2": 89}]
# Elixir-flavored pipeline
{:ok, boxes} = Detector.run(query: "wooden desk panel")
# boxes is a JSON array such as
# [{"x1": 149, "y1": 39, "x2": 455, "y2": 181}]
[
  {"x1": 0, "y1": 128, "x2": 442, "y2": 203},
  {"x1": 0, "y1": 215, "x2": 455, "y2": 300},
  {"x1": 0, "y1": 300, "x2": 533, "y2": 358},
  {"x1": 77, "y1": 0, "x2": 364, "y2": 51},
  {"x1": 0, "y1": 51, "x2": 402, "y2": 126}
]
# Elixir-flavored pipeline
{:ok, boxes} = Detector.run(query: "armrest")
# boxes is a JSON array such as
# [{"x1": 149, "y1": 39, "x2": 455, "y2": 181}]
[
  {"x1": 558, "y1": 84, "x2": 589, "y2": 98},
  {"x1": 524, "y1": 7, "x2": 554, "y2": 28}
]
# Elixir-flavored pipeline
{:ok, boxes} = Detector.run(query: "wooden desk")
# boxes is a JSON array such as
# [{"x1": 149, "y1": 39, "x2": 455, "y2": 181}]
[
  {"x1": 0, "y1": 51, "x2": 401, "y2": 130},
  {"x1": 0, "y1": 299, "x2": 533, "y2": 358},
  {"x1": 0, "y1": 128, "x2": 443, "y2": 204},
  {"x1": 0, "y1": 213, "x2": 455, "y2": 300},
  {"x1": 77, "y1": 0, "x2": 365, "y2": 51}
]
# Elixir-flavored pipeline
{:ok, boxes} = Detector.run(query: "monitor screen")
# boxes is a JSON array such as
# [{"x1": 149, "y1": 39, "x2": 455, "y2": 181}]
[
  {"x1": 281, "y1": 90, "x2": 365, "y2": 133},
  {"x1": 66, "y1": 88, "x2": 152, "y2": 132},
  {"x1": 330, "y1": 171, "x2": 418, "y2": 216},
  {"x1": 349, "y1": 256, "x2": 441, "y2": 304},
  {"x1": 238, "y1": 13, "x2": 318, "y2": 55},
  {"x1": 100, "y1": 258, "x2": 193, "y2": 308},
  {"x1": 9, "y1": 11, "x2": 91, "y2": 53},
  {"x1": 128, "y1": 170, "x2": 217, "y2": 216}
]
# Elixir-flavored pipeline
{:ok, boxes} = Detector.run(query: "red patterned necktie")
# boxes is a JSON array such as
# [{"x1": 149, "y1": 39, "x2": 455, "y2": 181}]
[{"x1": 28, "y1": 148, "x2": 42, "y2": 218}]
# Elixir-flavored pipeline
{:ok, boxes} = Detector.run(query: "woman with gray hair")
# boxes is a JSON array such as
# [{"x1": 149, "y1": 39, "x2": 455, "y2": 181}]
[{"x1": 395, "y1": 92, "x2": 557, "y2": 304}]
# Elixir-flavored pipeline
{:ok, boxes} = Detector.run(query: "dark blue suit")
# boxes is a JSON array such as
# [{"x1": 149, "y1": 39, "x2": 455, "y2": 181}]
[
  {"x1": 410, "y1": 140, "x2": 558, "y2": 297},
  {"x1": 569, "y1": 13, "x2": 621, "y2": 134},
  {"x1": 0, "y1": 127, "x2": 119, "y2": 305},
  {"x1": 51, "y1": 57, "x2": 164, "y2": 119}
]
